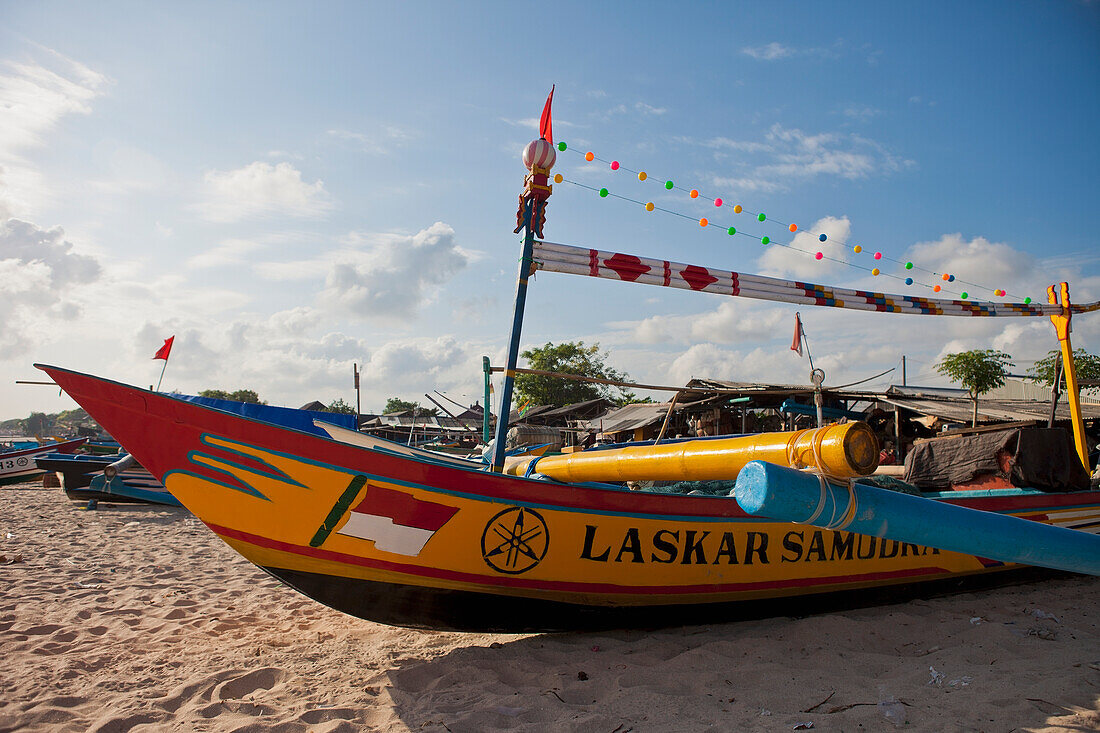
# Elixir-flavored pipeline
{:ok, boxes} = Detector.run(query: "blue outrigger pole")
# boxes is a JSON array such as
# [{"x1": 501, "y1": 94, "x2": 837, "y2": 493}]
[{"x1": 491, "y1": 88, "x2": 556, "y2": 471}]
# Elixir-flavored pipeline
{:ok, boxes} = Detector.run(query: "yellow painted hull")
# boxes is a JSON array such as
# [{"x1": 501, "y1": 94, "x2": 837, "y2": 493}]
[{"x1": 39, "y1": 365, "x2": 1100, "y2": 631}]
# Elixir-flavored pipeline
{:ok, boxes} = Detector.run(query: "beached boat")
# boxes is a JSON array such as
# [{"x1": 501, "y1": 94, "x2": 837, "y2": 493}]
[
  {"x1": 35, "y1": 452, "x2": 119, "y2": 491},
  {"x1": 0, "y1": 438, "x2": 87, "y2": 486},
  {"x1": 33, "y1": 95, "x2": 1100, "y2": 631}
]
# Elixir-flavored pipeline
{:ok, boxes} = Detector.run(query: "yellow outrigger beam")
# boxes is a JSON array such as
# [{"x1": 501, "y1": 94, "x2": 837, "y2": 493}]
[
  {"x1": 1049, "y1": 282, "x2": 1090, "y2": 473},
  {"x1": 504, "y1": 421, "x2": 879, "y2": 484}
]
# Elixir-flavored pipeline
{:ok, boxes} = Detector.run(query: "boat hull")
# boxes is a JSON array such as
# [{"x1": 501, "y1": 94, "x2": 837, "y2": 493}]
[
  {"x1": 37, "y1": 364, "x2": 1100, "y2": 631},
  {"x1": 1, "y1": 438, "x2": 87, "y2": 486}
]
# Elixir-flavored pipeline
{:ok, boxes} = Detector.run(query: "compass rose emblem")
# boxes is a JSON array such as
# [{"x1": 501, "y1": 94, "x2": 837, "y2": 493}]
[{"x1": 481, "y1": 506, "x2": 549, "y2": 575}]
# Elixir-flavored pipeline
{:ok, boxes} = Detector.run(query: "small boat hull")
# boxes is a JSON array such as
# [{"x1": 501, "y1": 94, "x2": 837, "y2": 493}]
[
  {"x1": 1, "y1": 438, "x2": 87, "y2": 486},
  {"x1": 37, "y1": 364, "x2": 1100, "y2": 631}
]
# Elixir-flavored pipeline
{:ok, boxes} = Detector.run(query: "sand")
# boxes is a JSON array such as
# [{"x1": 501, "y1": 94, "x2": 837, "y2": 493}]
[{"x1": 1, "y1": 481, "x2": 1097, "y2": 733}]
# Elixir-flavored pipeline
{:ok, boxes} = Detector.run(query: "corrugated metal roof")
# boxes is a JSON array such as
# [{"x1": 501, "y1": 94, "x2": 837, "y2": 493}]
[
  {"x1": 583, "y1": 403, "x2": 674, "y2": 433},
  {"x1": 878, "y1": 396, "x2": 1100, "y2": 424},
  {"x1": 538, "y1": 398, "x2": 612, "y2": 418}
]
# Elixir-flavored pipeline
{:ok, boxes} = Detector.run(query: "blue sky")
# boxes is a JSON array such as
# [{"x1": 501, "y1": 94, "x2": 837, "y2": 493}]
[{"x1": 2, "y1": 1, "x2": 1098, "y2": 420}]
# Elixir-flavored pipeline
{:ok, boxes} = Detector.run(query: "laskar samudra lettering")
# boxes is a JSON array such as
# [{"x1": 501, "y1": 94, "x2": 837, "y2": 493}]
[{"x1": 580, "y1": 525, "x2": 940, "y2": 565}]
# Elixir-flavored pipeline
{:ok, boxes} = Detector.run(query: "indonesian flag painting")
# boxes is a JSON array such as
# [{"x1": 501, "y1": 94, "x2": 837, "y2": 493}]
[
  {"x1": 337, "y1": 484, "x2": 458, "y2": 556},
  {"x1": 790, "y1": 314, "x2": 803, "y2": 357}
]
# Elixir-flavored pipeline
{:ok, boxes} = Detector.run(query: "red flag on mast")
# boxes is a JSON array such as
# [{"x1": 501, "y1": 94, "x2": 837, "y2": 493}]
[
  {"x1": 790, "y1": 314, "x2": 803, "y2": 357},
  {"x1": 539, "y1": 85, "x2": 554, "y2": 143},
  {"x1": 153, "y1": 336, "x2": 175, "y2": 361}
]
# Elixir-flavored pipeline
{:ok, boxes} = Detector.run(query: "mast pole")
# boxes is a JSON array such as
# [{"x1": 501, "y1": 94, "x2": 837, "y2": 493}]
[
  {"x1": 492, "y1": 200, "x2": 537, "y2": 469},
  {"x1": 491, "y1": 88, "x2": 556, "y2": 471},
  {"x1": 1048, "y1": 282, "x2": 1089, "y2": 472},
  {"x1": 154, "y1": 359, "x2": 168, "y2": 392}
]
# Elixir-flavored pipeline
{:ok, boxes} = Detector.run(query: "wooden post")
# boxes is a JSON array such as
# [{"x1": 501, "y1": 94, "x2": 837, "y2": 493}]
[
  {"x1": 482, "y1": 356, "x2": 492, "y2": 444},
  {"x1": 353, "y1": 363, "x2": 361, "y2": 430},
  {"x1": 1048, "y1": 282, "x2": 1089, "y2": 472},
  {"x1": 893, "y1": 403, "x2": 904, "y2": 462}
]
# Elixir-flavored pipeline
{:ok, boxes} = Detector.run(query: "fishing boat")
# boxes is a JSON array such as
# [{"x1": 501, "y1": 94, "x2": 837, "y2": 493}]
[
  {"x1": 0, "y1": 438, "x2": 87, "y2": 486},
  {"x1": 34, "y1": 94, "x2": 1100, "y2": 631}
]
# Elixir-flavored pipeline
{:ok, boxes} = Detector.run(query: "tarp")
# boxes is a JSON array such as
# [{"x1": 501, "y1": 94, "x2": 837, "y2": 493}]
[
  {"x1": 903, "y1": 427, "x2": 1090, "y2": 492},
  {"x1": 176, "y1": 395, "x2": 357, "y2": 437}
]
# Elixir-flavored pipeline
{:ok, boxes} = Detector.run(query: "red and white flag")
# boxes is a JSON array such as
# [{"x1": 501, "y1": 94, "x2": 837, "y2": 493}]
[
  {"x1": 790, "y1": 314, "x2": 803, "y2": 357},
  {"x1": 337, "y1": 485, "x2": 458, "y2": 556},
  {"x1": 153, "y1": 336, "x2": 175, "y2": 361}
]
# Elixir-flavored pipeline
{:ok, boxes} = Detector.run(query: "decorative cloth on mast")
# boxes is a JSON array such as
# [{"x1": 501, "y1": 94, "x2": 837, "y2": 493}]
[
  {"x1": 790, "y1": 313, "x2": 804, "y2": 356},
  {"x1": 515, "y1": 86, "x2": 556, "y2": 238}
]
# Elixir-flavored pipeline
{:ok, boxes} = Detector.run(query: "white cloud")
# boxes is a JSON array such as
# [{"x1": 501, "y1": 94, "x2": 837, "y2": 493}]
[
  {"x1": 327, "y1": 126, "x2": 414, "y2": 155},
  {"x1": 742, "y1": 40, "x2": 849, "y2": 63},
  {"x1": 88, "y1": 142, "x2": 168, "y2": 194},
  {"x1": 757, "y1": 125, "x2": 906, "y2": 180},
  {"x1": 842, "y1": 105, "x2": 882, "y2": 122},
  {"x1": 196, "y1": 161, "x2": 333, "y2": 222},
  {"x1": 125, "y1": 313, "x2": 492, "y2": 414},
  {"x1": 0, "y1": 51, "x2": 109, "y2": 216},
  {"x1": 321, "y1": 222, "x2": 468, "y2": 320},
  {"x1": 186, "y1": 238, "x2": 265, "y2": 269},
  {"x1": 702, "y1": 124, "x2": 911, "y2": 195},
  {"x1": 742, "y1": 42, "x2": 794, "y2": 61},
  {"x1": 615, "y1": 300, "x2": 788, "y2": 346},
  {"x1": 634, "y1": 102, "x2": 667, "y2": 116},
  {"x1": 0, "y1": 218, "x2": 102, "y2": 356},
  {"x1": 756, "y1": 216, "x2": 852, "y2": 279},
  {"x1": 904, "y1": 233, "x2": 1032, "y2": 296}
]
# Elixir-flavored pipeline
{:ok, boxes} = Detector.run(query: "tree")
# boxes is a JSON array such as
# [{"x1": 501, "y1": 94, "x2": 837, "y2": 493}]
[
  {"x1": 326, "y1": 398, "x2": 357, "y2": 414},
  {"x1": 24, "y1": 412, "x2": 51, "y2": 436},
  {"x1": 199, "y1": 389, "x2": 265, "y2": 404},
  {"x1": 382, "y1": 398, "x2": 438, "y2": 416},
  {"x1": 1028, "y1": 349, "x2": 1100, "y2": 397},
  {"x1": 514, "y1": 341, "x2": 634, "y2": 408},
  {"x1": 936, "y1": 349, "x2": 1014, "y2": 427}
]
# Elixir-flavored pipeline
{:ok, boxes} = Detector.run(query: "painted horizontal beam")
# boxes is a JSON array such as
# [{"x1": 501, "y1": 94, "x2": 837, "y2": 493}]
[{"x1": 533, "y1": 240, "x2": 1100, "y2": 318}]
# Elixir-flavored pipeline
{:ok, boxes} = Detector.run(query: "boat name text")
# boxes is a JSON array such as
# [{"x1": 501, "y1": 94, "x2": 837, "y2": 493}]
[{"x1": 579, "y1": 525, "x2": 940, "y2": 565}]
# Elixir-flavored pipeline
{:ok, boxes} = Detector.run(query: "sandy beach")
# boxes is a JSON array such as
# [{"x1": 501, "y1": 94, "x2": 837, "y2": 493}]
[{"x1": 1, "y1": 481, "x2": 1097, "y2": 733}]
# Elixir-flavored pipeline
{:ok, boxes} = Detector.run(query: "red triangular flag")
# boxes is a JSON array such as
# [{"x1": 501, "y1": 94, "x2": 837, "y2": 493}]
[
  {"x1": 153, "y1": 336, "x2": 175, "y2": 361},
  {"x1": 539, "y1": 85, "x2": 554, "y2": 143},
  {"x1": 790, "y1": 314, "x2": 803, "y2": 357}
]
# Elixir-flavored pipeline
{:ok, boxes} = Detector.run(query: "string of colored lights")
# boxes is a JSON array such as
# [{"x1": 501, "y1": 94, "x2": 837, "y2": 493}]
[{"x1": 551, "y1": 142, "x2": 1032, "y2": 304}]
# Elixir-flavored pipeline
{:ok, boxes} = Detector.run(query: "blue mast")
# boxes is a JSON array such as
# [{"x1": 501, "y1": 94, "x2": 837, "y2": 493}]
[{"x1": 491, "y1": 89, "x2": 556, "y2": 471}]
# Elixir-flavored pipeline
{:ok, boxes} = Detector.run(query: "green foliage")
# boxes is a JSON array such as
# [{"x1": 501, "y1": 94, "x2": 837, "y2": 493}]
[
  {"x1": 382, "y1": 397, "x2": 438, "y2": 416},
  {"x1": 199, "y1": 389, "x2": 265, "y2": 404},
  {"x1": 325, "y1": 398, "x2": 357, "y2": 414},
  {"x1": 24, "y1": 412, "x2": 50, "y2": 435},
  {"x1": 1028, "y1": 349, "x2": 1100, "y2": 396},
  {"x1": 936, "y1": 349, "x2": 1014, "y2": 426},
  {"x1": 1, "y1": 408, "x2": 98, "y2": 436},
  {"x1": 515, "y1": 341, "x2": 633, "y2": 408},
  {"x1": 615, "y1": 392, "x2": 656, "y2": 407}
]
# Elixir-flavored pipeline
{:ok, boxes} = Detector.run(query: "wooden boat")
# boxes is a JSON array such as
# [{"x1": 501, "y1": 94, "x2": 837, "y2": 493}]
[
  {"x1": 32, "y1": 94, "x2": 1100, "y2": 631},
  {"x1": 0, "y1": 438, "x2": 87, "y2": 486}
]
